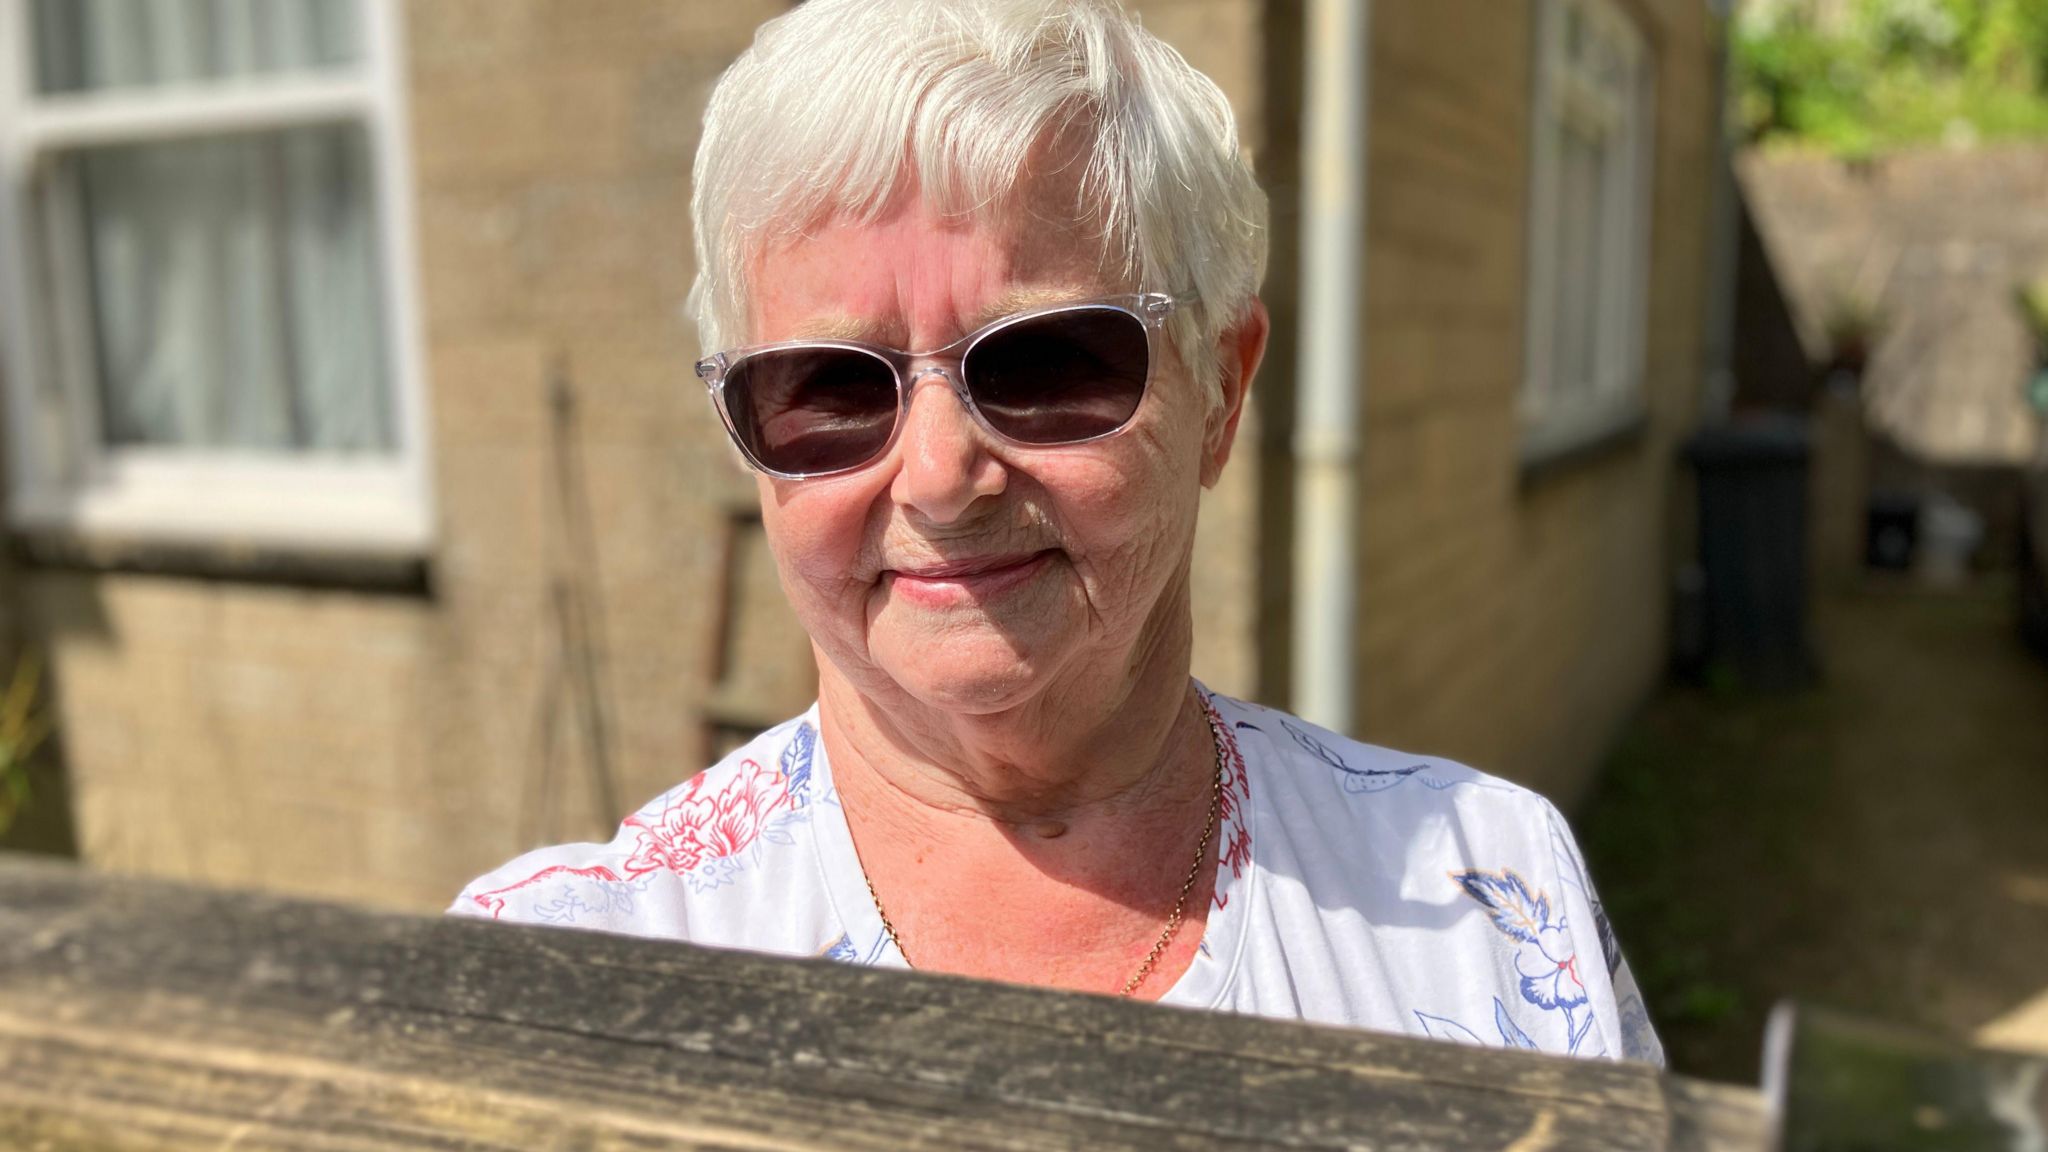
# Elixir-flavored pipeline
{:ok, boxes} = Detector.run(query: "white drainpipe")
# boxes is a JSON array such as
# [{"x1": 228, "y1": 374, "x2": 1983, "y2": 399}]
[
  {"x1": 1292, "y1": 0, "x2": 1371, "y2": 735},
  {"x1": 1700, "y1": 0, "x2": 1741, "y2": 424}
]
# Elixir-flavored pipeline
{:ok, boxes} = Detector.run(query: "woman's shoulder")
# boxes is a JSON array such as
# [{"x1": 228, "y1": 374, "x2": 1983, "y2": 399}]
[
  {"x1": 446, "y1": 710, "x2": 826, "y2": 931},
  {"x1": 1208, "y1": 692, "x2": 1557, "y2": 823},
  {"x1": 1207, "y1": 692, "x2": 1662, "y2": 1064},
  {"x1": 1207, "y1": 693, "x2": 1581, "y2": 898}
]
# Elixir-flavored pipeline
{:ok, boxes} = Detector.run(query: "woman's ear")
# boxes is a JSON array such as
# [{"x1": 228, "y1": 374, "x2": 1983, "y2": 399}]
[{"x1": 1201, "y1": 298, "x2": 1270, "y2": 489}]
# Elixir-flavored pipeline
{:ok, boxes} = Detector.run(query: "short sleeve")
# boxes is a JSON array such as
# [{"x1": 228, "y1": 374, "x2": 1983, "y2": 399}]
[
  {"x1": 445, "y1": 831, "x2": 692, "y2": 941},
  {"x1": 1541, "y1": 800, "x2": 1667, "y2": 1066}
]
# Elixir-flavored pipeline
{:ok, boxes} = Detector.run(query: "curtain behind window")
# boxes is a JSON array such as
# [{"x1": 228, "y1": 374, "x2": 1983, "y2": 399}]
[
  {"x1": 33, "y1": 0, "x2": 360, "y2": 95},
  {"x1": 31, "y1": 0, "x2": 393, "y2": 456}
]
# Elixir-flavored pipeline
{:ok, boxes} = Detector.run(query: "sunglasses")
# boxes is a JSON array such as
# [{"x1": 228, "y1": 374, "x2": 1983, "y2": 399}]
[{"x1": 695, "y1": 292, "x2": 1184, "y2": 479}]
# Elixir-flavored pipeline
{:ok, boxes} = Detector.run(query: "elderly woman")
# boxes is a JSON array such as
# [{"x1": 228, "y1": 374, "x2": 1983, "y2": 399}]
[{"x1": 454, "y1": 0, "x2": 1661, "y2": 1064}]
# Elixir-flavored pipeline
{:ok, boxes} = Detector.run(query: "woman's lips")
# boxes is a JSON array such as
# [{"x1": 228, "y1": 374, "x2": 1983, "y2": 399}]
[{"x1": 884, "y1": 550, "x2": 1055, "y2": 606}]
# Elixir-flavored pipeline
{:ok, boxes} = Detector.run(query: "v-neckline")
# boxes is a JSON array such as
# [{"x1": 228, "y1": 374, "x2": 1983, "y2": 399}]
[{"x1": 800, "y1": 686, "x2": 1260, "y2": 1006}]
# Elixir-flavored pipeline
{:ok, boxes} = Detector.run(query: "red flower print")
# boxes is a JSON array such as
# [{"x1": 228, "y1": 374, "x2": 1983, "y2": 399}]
[
  {"x1": 623, "y1": 759, "x2": 792, "y2": 878},
  {"x1": 1204, "y1": 696, "x2": 1254, "y2": 908},
  {"x1": 469, "y1": 864, "x2": 622, "y2": 919}
]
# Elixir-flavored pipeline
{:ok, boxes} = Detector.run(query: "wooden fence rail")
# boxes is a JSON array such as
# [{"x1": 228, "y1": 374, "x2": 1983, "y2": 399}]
[{"x1": 0, "y1": 855, "x2": 1768, "y2": 1150}]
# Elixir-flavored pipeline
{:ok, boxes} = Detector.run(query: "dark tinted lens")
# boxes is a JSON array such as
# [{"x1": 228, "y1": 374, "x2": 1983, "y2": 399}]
[
  {"x1": 962, "y1": 306, "x2": 1150, "y2": 444},
  {"x1": 723, "y1": 347, "x2": 898, "y2": 475}
]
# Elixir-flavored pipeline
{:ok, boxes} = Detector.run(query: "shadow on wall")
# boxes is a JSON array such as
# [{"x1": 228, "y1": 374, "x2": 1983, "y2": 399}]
[
  {"x1": 0, "y1": 355, "x2": 81, "y2": 855},
  {"x1": 0, "y1": 548, "x2": 93, "y2": 862}
]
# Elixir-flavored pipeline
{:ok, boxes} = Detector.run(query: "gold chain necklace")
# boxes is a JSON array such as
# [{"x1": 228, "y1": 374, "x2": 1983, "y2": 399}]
[{"x1": 862, "y1": 707, "x2": 1226, "y2": 998}]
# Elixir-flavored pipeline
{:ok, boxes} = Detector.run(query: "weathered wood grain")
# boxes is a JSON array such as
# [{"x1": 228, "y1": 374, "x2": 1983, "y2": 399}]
[{"x1": 0, "y1": 855, "x2": 1768, "y2": 1150}]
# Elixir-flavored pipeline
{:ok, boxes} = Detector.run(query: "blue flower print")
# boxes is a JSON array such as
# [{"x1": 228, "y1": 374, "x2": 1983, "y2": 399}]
[
  {"x1": 1447, "y1": 868, "x2": 1600, "y2": 1055},
  {"x1": 1278, "y1": 718, "x2": 1430, "y2": 794},
  {"x1": 1413, "y1": 1009, "x2": 1484, "y2": 1047},
  {"x1": 1518, "y1": 924, "x2": 1588, "y2": 1011},
  {"x1": 1494, "y1": 999, "x2": 1538, "y2": 1049},
  {"x1": 1549, "y1": 817, "x2": 1623, "y2": 978},
  {"x1": 525, "y1": 874, "x2": 654, "y2": 926},
  {"x1": 1618, "y1": 994, "x2": 1656, "y2": 1060},
  {"x1": 1593, "y1": 901, "x2": 1621, "y2": 979},
  {"x1": 1452, "y1": 868, "x2": 1551, "y2": 943},
  {"x1": 780, "y1": 721, "x2": 816, "y2": 805},
  {"x1": 762, "y1": 721, "x2": 822, "y2": 847},
  {"x1": 684, "y1": 853, "x2": 747, "y2": 894},
  {"x1": 1452, "y1": 868, "x2": 1589, "y2": 1012},
  {"x1": 1413, "y1": 997, "x2": 1538, "y2": 1050}
]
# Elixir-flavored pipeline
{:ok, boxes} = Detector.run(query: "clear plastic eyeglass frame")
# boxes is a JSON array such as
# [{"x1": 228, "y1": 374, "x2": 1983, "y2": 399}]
[{"x1": 694, "y1": 292, "x2": 1185, "y2": 480}]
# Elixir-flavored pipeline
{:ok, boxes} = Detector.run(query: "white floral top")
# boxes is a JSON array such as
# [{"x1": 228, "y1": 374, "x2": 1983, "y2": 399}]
[{"x1": 451, "y1": 689, "x2": 1665, "y2": 1064}]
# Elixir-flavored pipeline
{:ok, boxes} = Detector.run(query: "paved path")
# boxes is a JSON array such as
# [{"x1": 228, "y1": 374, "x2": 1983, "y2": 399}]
[{"x1": 1579, "y1": 579, "x2": 2048, "y2": 1082}]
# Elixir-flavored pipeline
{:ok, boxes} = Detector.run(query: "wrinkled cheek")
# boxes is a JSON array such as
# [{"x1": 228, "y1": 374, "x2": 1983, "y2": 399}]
[
  {"x1": 760, "y1": 484, "x2": 880, "y2": 631},
  {"x1": 1064, "y1": 469, "x2": 1198, "y2": 619},
  {"x1": 779, "y1": 551, "x2": 872, "y2": 640}
]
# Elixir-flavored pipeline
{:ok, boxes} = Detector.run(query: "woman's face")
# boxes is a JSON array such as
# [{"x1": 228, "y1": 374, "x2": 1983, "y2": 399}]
[{"x1": 745, "y1": 196, "x2": 1249, "y2": 718}]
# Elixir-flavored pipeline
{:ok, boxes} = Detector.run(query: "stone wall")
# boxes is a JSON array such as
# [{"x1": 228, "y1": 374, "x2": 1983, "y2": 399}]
[
  {"x1": 25, "y1": 0, "x2": 1278, "y2": 911},
  {"x1": 23, "y1": 0, "x2": 1716, "y2": 908}
]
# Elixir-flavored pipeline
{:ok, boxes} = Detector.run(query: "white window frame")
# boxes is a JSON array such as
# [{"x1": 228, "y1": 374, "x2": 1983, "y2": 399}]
[
  {"x1": 1521, "y1": 0, "x2": 1656, "y2": 464},
  {"x1": 0, "y1": 0, "x2": 431, "y2": 557}
]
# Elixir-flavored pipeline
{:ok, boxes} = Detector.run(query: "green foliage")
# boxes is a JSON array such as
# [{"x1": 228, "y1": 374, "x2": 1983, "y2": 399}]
[
  {"x1": 1821, "y1": 283, "x2": 1886, "y2": 365},
  {"x1": 2018, "y1": 276, "x2": 2048, "y2": 342},
  {"x1": 1735, "y1": 0, "x2": 2048, "y2": 155},
  {"x1": 0, "y1": 653, "x2": 51, "y2": 841},
  {"x1": 2021, "y1": 280, "x2": 2048, "y2": 388}
]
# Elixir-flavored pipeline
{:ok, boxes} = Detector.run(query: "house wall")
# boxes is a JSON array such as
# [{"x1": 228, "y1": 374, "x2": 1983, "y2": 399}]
[
  {"x1": 1355, "y1": 0, "x2": 1717, "y2": 802},
  {"x1": 23, "y1": 0, "x2": 1716, "y2": 907},
  {"x1": 23, "y1": 0, "x2": 1279, "y2": 911}
]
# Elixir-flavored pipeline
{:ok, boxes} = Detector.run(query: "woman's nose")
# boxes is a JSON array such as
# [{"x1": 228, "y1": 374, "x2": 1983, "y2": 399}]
[{"x1": 890, "y1": 370, "x2": 1007, "y2": 523}]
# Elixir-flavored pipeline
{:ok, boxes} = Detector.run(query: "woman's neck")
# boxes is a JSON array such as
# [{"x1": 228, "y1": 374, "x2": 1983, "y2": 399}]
[
  {"x1": 817, "y1": 655, "x2": 1222, "y2": 994},
  {"x1": 815, "y1": 600, "x2": 1201, "y2": 825}
]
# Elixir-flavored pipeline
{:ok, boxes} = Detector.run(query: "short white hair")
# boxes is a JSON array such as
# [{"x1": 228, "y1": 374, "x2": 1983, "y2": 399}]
[{"x1": 688, "y1": 0, "x2": 1268, "y2": 405}]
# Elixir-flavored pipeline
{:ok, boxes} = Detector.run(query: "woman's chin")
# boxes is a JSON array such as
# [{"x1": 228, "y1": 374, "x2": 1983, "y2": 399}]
[{"x1": 866, "y1": 639, "x2": 1064, "y2": 717}]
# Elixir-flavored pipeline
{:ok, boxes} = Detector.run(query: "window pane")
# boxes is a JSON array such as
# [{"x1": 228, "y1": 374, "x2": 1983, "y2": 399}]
[
  {"x1": 69, "y1": 124, "x2": 394, "y2": 455},
  {"x1": 1550, "y1": 123, "x2": 1608, "y2": 403},
  {"x1": 31, "y1": 0, "x2": 362, "y2": 95}
]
